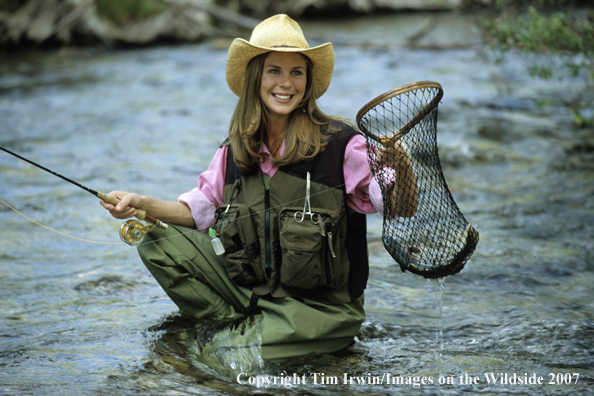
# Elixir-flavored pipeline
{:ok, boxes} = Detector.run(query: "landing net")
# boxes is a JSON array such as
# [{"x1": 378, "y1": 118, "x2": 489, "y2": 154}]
[{"x1": 356, "y1": 81, "x2": 478, "y2": 278}]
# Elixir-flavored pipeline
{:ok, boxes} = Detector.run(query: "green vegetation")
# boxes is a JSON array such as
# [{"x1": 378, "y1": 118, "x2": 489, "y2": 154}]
[
  {"x1": 483, "y1": 0, "x2": 594, "y2": 126},
  {"x1": 0, "y1": 0, "x2": 24, "y2": 13},
  {"x1": 96, "y1": 0, "x2": 168, "y2": 26}
]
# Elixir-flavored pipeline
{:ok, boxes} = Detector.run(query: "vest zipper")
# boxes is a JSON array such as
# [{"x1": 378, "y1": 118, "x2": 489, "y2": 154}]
[
  {"x1": 326, "y1": 222, "x2": 336, "y2": 258},
  {"x1": 264, "y1": 186, "x2": 272, "y2": 278},
  {"x1": 325, "y1": 222, "x2": 335, "y2": 285}
]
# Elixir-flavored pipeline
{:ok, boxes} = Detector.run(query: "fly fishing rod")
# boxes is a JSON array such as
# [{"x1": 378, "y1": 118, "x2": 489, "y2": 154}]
[{"x1": 0, "y1": 146, "x2": 167, "y2": 245}]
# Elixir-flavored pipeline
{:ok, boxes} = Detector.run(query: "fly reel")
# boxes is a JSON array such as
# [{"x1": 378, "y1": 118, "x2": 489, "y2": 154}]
[{"x1": 120, "y1": 219, "x2": 155, "y2": 246}]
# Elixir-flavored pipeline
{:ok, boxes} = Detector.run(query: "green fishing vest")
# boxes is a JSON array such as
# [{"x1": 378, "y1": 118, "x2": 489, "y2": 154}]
[{"x1": 213, "y1": 123, "x2": 369, "y2": 305}]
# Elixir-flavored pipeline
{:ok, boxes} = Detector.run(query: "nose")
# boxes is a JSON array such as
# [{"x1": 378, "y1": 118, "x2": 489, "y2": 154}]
[{"x1": 278, "y1": 72, "x2": 292, "y2": 88}]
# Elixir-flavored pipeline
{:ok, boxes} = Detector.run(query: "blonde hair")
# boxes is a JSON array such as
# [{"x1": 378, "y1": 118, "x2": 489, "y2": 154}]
[{"x1": 227, "y1": 52, "x2": 349, "y2": 174}]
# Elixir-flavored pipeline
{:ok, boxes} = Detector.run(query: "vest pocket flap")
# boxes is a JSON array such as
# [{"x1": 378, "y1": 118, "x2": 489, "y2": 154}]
[
  {"x1": 214, "y1": 204, "x2": 259, "y2": 252},
  {"x1": 214, "y1": 204, "x2": 243, "y2": 251},
  {"x1": 279, "y1": 220, "x2": 323, "y2": 251},
  {"x1": 225, "y1": 249, "x2": 257, "y2": 285},
  {"x1": 278, "y1": 207, "x2": 341, "y2": 290},
  {"x1": 214, "y1": 203, "x2": 264, "y2": 285},
  {"x1": 279, "y1": 207, "x2": 340, "y2": 247}
]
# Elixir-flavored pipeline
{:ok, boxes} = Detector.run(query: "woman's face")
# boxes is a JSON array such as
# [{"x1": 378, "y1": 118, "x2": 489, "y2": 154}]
[{"x1": 260, "y1": 51, "x2": 307, "y2": 121}]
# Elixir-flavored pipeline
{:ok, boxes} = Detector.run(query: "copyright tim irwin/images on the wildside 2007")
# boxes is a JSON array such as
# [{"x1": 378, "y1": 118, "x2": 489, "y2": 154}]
[{"x1": 236, "y1": 372, "x2": 581, "y2": 388}]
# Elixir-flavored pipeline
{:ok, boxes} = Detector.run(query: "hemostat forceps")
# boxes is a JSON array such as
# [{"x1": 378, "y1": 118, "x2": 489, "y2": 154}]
[{"x1": 294, "y1": 172, "x2": 319, "y2": 224}]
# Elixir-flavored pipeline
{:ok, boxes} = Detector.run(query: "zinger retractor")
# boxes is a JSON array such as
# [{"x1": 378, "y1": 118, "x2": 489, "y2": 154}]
[{"x1": 120, "y1": 219, "x2": 155, "y2": 246}]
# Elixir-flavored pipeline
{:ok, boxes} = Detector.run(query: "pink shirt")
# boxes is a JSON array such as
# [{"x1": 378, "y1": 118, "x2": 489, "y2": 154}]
[{"x1": 179, "y1": 134, "x2": 383, "y2": 232}]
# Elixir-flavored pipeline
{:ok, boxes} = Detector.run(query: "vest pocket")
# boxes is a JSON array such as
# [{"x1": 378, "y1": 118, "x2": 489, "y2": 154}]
[
  {"x1": 214, "y1": 203, "x2": 263, "y2": 285},
  {"x1": 278, "y1": 207, "x2": 341, "y2": 290}
]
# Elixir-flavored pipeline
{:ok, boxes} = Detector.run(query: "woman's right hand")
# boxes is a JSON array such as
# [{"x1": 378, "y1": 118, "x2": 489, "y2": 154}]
[{"x1": 99, "y1": 191, "x2": 143, "y2": 220}]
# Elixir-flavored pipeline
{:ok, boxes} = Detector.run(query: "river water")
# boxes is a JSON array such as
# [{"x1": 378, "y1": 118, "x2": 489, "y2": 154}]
[{"x1": 1, "y1": 13, "x2": 593, "y2": 396}]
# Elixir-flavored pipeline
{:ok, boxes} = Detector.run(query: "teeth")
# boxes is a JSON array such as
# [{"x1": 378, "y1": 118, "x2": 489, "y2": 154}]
[{"x1": 274, "y1": 94, "x2": 291, "y2": 100}]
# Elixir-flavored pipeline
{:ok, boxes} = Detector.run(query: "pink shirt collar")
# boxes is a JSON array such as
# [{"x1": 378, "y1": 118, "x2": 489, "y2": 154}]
[{"x1": 258, "y1": 140, "x2": 285, "y2": 177}]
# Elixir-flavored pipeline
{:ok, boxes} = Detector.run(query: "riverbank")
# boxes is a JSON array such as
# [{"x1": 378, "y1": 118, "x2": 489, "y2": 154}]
[{"x1": 0, "y1": 0, "x2": 488, "y2": 49}]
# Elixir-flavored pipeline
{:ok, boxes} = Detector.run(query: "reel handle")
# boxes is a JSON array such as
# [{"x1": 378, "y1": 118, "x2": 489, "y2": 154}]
[{"x1": 97, "y1": 192, "x2": 168, "y2": 230}]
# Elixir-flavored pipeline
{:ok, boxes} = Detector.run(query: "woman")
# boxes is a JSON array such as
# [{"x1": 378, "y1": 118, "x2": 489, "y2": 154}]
[{"x1": 101, "y1": 14, "x2": 417, "y2": 362}]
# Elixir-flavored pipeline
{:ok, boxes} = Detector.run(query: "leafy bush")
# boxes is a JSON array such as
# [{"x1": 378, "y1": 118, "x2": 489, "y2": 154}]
[
  {"x1": 0, "y1": 0, "x2": 25, "y2": 13},
  {"x1": 483, "y1": 0, "x2": 594, "y2": 125},
  {"x1": 96, "y1": 0, "x2": 168, "y2": 26}
]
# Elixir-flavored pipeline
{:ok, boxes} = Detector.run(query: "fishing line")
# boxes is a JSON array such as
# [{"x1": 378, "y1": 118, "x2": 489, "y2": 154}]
[
  {"x1": 124, "y1": 182, "x2": 352, "y2": 245},
  {"x1": 0, "y1": 196, "x2": 124, "y2": 245},
  {"x1": 0, "y1": 196, "x2": 144, "y2": 269},
  {"x1": 0, "y1": 191, "x2": 325, "y2": 248},
  {"x1": 0, "y1": 145, "x2": 352, "y2": 248},
  {"x1": 0, "y1": 146, "x2": 377, "y2": 274},
  {"x1": 2, "y1": 136, "x2": 364, "y2": 250},
  {"x1": 194, "y1": 185, "x2": 351, "y2": 233}
]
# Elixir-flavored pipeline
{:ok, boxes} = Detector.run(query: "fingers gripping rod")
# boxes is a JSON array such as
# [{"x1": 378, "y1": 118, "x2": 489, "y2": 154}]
[
  {"x1": 98, "y1": 191, "x2": 168, "y2": 246},
  {"x1": 96, "y1": 191, "x2": 167, "y2": 230}
]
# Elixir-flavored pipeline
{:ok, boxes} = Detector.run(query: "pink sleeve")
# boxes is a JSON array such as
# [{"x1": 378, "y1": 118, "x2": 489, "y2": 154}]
[
  {"x1": 344, "y1": 134, "x2": 383, "y2": 214},
  {"x1": 177, "y1": 146, "x2": 227, "y2": 232}
]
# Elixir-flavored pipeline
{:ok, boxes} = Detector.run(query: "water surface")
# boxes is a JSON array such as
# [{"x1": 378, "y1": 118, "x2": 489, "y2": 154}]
[{"x1": 1, "y1": 13, "x2": 593, "y2": 396}]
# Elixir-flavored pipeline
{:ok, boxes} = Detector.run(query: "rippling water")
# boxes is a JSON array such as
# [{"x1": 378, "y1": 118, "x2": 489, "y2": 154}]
[{"x1": 1, "y1": 13, "x2": 593, "y2": 396}]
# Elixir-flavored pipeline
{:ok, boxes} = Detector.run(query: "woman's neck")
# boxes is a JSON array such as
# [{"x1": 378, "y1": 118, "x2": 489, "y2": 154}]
[{"x1": 265, "y1": 116, "x2": 288, "y2": 157}]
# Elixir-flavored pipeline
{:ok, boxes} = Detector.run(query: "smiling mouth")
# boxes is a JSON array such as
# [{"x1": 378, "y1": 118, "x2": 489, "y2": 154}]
[{"x1": 273, "y1": 93, "x2": 292, "y2": 100}]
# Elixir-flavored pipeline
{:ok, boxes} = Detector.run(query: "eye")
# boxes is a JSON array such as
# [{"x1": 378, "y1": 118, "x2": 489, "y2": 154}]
[{"x1": 291, "y1": 70, "x2": 303, "y2": 76}]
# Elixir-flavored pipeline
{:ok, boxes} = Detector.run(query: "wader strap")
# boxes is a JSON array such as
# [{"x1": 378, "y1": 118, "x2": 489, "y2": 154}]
[
  {"x1": 224, "y1": 142, "x2": 247, "y2": 186},
  {"x1": 249, "y1": 293, "x2": 261, "y2": 315}
]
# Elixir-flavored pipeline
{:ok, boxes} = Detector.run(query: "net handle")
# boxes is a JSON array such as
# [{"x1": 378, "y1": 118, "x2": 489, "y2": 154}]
[{"x1": 356, "y1": 81, "x2": 444, "y2": 146}]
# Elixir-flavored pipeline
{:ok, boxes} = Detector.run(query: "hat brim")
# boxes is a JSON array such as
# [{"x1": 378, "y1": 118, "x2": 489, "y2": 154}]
[{"x1": 226, "y1": 38, "x2": 335, "y2": 98}]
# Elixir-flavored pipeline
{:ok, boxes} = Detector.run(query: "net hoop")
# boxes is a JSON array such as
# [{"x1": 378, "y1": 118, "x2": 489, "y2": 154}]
[{"x1": 356, "y1": 81, "x2": 444, "y2": 146}]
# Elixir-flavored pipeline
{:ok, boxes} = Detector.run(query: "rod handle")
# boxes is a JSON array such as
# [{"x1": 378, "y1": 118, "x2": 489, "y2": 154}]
[{"x1": 97, "y1": 192, "x2": 167, "y2": 229}]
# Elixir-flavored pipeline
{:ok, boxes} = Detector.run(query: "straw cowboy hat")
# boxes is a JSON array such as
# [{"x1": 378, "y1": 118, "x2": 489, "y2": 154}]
[{"x1": 226, "y1": 14, "x2": 335, "y2": 99}]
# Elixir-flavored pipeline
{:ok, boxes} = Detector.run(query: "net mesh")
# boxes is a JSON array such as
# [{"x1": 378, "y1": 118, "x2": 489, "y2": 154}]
[{"x1": 357, "y1": 81, "x2": 479, "y2": 278}]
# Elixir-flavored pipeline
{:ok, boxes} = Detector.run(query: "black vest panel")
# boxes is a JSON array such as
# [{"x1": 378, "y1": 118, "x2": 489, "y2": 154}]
[{"x1": 223, "y1": 122, "x2": 369, "y2": 303}]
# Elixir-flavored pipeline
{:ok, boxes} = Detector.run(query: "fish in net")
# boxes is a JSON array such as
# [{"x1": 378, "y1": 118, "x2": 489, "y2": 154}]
[{"x1": 356, "y1": 81, "x2": 479, "y2": 278}]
